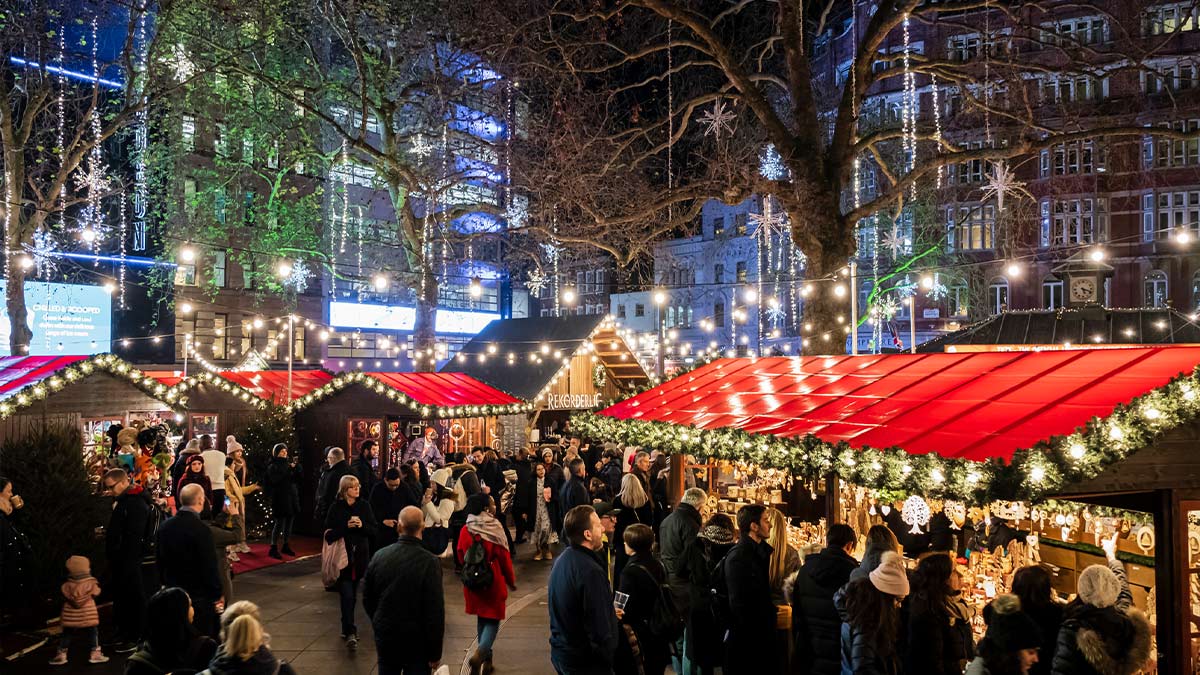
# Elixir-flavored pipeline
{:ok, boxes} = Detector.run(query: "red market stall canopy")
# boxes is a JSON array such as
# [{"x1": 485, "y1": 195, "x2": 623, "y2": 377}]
[
  {"x1": 0, "y1": 354, "x2": 183, "y2": 417},
  {"x1": 144, "y1": 369, "x2": 334, "y2": 405},
  {"x1": 288, "y1": 371, "x2": 530, "y2": 418},
  {"x1": 579, "y1": 347, "x2": 1200, "y2": 501}
]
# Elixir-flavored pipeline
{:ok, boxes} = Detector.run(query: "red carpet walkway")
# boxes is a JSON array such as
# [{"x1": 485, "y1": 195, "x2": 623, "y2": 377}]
[{"x1": 231, "y1": 536, "x2": 322, "y2": 575}]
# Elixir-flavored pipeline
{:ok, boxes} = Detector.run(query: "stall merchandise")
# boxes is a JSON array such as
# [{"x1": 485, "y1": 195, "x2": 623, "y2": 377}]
[{"x1": 575, "y1": 348, "x2": 1200, "y2": 672}]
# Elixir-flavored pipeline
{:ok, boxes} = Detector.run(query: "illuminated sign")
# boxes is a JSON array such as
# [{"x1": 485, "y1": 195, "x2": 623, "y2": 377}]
[
  {"x1": 328, "y1": 301, "x2": 498, "y2": 335},
  {"x1": 0, "y1": 281, "x2": 112, "y2": 356},
  {"x1": 544, "y1": 393, "x2": 602, "y2": 410}
]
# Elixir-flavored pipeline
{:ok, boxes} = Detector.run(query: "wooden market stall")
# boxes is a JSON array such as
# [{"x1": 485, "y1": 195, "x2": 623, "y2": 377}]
[
  {"x1": 574, "y1": 346, "x2": 1200, "y2": 673},
  {"x1": 0, "y1": 355, "x2": 183, "y2": 483},
  {"x1": 143, "y1": 369, "x2": 333, "y2": 451},
  {"x1": 291, "y1": 371, "x2": 529, "y2": 522},
  {"x1": 441, "y1": 315, "x2": 649, "y2": 449}
]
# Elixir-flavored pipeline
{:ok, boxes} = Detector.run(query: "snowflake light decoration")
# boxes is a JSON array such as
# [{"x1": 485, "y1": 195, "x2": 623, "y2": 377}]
[
  {"x1": 410, "y1": 134, "x2": 433, "y2": 159},
  {"x1": 880, "y1": 225, "x2": 910, "y2": 259},
  {"x1": 894, "y1": 276, "x2": 918, "y2": 300},
  {"x1": 281, "y1": 259, "x2": 310, "y2": 293},
  {"x1": 29, "y1": 229, "x2": 58, "y2": 278},
  {"x1": 525, "y1": 269, "x2": 548, "y2": 296},
  {"x1": 698, "y1": 100, "x2": 737, "y2": 139},
  {"x1": 925, "y1": 273, "x2": 949, "y2": 302},
  {"x1": 766, "y1": 302, "x2": 786, "y2": 326},
  {"x1": 872, "y1": 296, "x2": 900, "y2": 321},
  {"x1": 980, "y1": 160, "x2": 1031, "y2": 212},
  {"x1": 541, "y1": 242, "x2": 561, "y2": 263},
  {"x1": 759, "y1": 144, "x2": 788, "y2": 180},
  {"x1": 749, "y1": 208, "x2": 788, "y2": 238},
  {"x1": 505, "y1": 197, "x2": 529, "y2": 229}
]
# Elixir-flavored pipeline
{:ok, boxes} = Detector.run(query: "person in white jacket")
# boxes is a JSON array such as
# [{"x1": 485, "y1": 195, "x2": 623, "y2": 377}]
[{"x1": 421, "y1": 468, "x2": 457, "y2": 557}]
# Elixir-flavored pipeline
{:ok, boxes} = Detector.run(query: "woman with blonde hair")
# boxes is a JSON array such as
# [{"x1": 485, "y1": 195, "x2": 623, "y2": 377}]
[
  {"x1": 324, "y1": 474, "x2": 377, "y2": 650},
  {"x1": 613, "y1": 472, "x2": 653, "y2": 581},
  {"x1": 203, "y1": 613, "x2": 297, "y2": 675},
  {"x1": 766, "y1": 508, "x2": 801, "y2": 604}
]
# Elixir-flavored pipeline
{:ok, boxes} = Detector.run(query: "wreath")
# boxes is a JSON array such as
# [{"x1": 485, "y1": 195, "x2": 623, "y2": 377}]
[{"x1": 592, "y1": 362, "x2": 608, "y2": 389}]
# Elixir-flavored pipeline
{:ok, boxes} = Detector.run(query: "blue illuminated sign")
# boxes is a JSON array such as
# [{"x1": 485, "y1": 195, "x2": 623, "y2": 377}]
[
  {"x1": 328, "y1": 301, "x2": 498, "y2": 335},
  {"x1": 0, "y1": 281, "x2": 113, "y2": 356}
]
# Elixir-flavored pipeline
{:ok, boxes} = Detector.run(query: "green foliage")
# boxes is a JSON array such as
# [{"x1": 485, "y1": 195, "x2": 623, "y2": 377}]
[
  {"x1": 0, "y1": 425, "x2": 110, "y2": 615},
  {"x1": 231, "y1": 407, "x2": 295, "y2": 530},
  {"x1": 572, "y1": 364, "x2": 1200, "y2": 504}
]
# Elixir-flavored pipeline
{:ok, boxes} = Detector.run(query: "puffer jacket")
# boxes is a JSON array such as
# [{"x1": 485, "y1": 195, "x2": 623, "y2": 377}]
[
  {"x1": 60, "y1": 575, "x2": 101, "y2": 628},
  {"x1": 792, "y1": 547, "x2": 858, "y2": 675},
  {"x1": 835, "y1": 581, "x2": 902, "y2": 675},
  {"x1": 201, "y1": 644, "x2": 297, "y2": 675},
  {"x1": 1050, "y1": 572, "x2": 1151, "y2": 675}
]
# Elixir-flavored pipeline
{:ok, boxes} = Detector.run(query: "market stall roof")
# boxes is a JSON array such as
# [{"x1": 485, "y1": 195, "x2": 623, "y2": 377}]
[
  {"x1": 0, "y1": 354, "x2": 183, "y2": 416},
  {"x1": 600, "y1": 347, "x2": 1200, "y2": 463},
  {"x1": 917, "y1": 308, "x2": 1200, "y2": 353},
  {"x1": 144, "y1": 369, "x2": 334, "y2": 404},
  {"x1": 288, "y1": 370, "x2": 529, "y2": 416},
  {"x1": 441, "y1": 315, "x2": 649, "y2": 400}
]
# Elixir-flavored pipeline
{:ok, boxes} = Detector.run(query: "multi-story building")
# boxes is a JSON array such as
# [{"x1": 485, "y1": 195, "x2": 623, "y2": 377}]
[{"x1": 532, "y1": 252, "x2": 617, "y2": 319}]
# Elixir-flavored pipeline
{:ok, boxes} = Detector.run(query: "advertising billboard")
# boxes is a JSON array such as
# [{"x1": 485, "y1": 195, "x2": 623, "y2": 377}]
[
  {"x1": 0, "y1": 281, "x2": 113, "y2": 356},
  {"x1": 328, "y1": 301, "x2": 498, "y2": 336}
]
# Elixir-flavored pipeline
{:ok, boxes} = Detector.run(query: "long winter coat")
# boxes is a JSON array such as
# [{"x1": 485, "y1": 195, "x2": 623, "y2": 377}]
[
  {"x1": 835, "y1": 582, "x2": 902, "y2": 675},
  {"x1": 679, "y1": 535, "x2": 735, "y2": 669},
  {"x1": 315, "y1": 460, "x2": 351, "y2": 525},
  {"x1": 791, "y1": 547, "x2": 858, "y2": 675},
  {"x1": 612, "y1": 496, "x2": 653, "y2": 582},
  {"x1": 903, "y1": 598, "x2": 973, "y2": 675},
  {"x1": 264, "y1": 457, "x2": 301, "y2": 517},
  {"x1": 658, "y1": 502, "x2": 702, "y2": 616},
  {"x1": 324, "y1": 498, "x2": 377, "y2": 581},
  {"x1": 362, "y1": 536, "x2": 445, "y2": 665},
  {"x1": 455, "y1": 526, "x2": 515, "y2": 620},
  {"x1": 616, "y1": 553, "x2": 670, "y2": 675}
]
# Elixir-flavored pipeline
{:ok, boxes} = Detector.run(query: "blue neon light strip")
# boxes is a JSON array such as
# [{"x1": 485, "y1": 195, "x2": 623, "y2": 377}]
[
  {"x1": 9, "y1": 57, "x2": 123, "y2": 89},
  {"x1": 52, "y1": 251, "x2": 173, "y2": 267}
]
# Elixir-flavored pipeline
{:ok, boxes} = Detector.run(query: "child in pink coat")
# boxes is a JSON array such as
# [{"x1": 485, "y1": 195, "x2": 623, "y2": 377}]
[{"x1": 48, "y1": 555, "x2": 108, "y2": 665}]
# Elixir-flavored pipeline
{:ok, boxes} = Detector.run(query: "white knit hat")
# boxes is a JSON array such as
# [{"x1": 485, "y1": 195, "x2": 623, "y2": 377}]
[
  {"x1": 1077, "y1": 564, "x2": 1121, "y2": 608},
  {"x1": 869, "y1": 551, "x2": 910, "y2": 598}
]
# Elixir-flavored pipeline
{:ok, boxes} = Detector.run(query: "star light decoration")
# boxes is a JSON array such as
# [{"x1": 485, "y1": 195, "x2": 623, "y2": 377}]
[
  {"x1": 698, "y1": 100, "x2": 737, "y2": 139},
  {"x1": 880, "y1": 225, "x2": 910, "y2": 259},
  {"x1": 765, "y1": 302, "x2": 786, "y2": 326},
  {"x1": 749, "y1": 207, "x2": 788, "y2": 238},
  {"x1": 281, "y1": 259, "x2": 310, "y2": 293},
  {"x1": 541, "y1": 242, "x2": 562, "y2": 263},
  {"x1": 409, "y1": 134, "x2": 433, "y2": 159},
  {"x1": 980, "y1": 160, "x2": 1031, "y2": 212}
]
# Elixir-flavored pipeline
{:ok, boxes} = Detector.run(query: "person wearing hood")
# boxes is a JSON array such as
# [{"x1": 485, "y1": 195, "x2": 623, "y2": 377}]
[
  {"x1": 456, "y1": 494, "x2": 516, "y2": 674},
  {"x1": 966, "y1": 594, "x2": 1043, "y2": 675},
  {"x1": 1049, "y1": 535, "x2": 1151, "y2": 675},
  {"x1": 791, "y1": 523, "x2": 858, "y2": 675},
  {"x1": 849, "y1": 525, "x2": 902, "y2": 584},
  {"x1": 201, "y1": 614, "x2": 295, "y2": 675},
  {"x1": 679, "y1": 513, "x2": 736, "y2": 675},
  {"x1": 48, "y1": 555, "x2": 108, "y2": 665},
  {"x1": 836, "y1": 550, "x2": 910, "y2": 675},
  {"x1": 170, "y1": 438, "x2": 201, "y2": 494},
  {"x1": 315, "y1": 447, "x2": 352, "y2": 527}
]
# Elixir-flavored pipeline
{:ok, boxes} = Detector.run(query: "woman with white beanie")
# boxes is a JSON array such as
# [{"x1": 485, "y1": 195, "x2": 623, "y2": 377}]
[
  {"x1": 1049, "y1": 535, "x2": 1151, "y2": 675},
  {"x1": 835, "y1": 550, "x2": 910, "y2": 674}
]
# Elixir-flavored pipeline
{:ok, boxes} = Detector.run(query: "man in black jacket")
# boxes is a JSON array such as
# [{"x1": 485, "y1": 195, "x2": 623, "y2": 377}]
[
  {"x1": 723, "y1": 504, "x2": 778, "y2": 675},
  {"x1": 659, "y1": 487, "x2": 705, "y2": 673},
  {"x1": 351, "y1": 440, "x2": 380, "y2": 499},
  {"x1": 791, "y1": 523, "x2": 858, "y2": 675},
  {"x1": 316, "y1": 447, "x2": 351, "y2": 526},
  {"x1": 156, "y1": 483, "x2": 222, "y2": 638},
  {"x1": 549, "y1": 504, "x2": 620, "y2": 675},
  {"x1": 101, "y1": 469, "x2": 151, "y2": 652},
  {"x1": 511, "y1": 448, "x2": 534, "y2": 544},
  {"x1": 363, "y1": 506, "x2": 445, "y2": 674},
  {"x1": 369, "y1": 468, "x2": 420, "y2": 550},
  {"x1": 559, "y1": 459, "x2": 590, "y2": 515}
]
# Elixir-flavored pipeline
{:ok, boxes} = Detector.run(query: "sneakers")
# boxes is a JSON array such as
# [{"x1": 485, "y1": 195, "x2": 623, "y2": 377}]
[
  {"x1": 88, "y1": 648, "x2": 110, "y2": 664},
  {"x1": 268, "y1": 545, "x2": 282, "y2": 560},
  {"x1": 346, "y1": 634, "x2": 358, "y2": 650},
  {"x1": 48, "y1": 650, "x2": 67, "y2": 666},
  {"x1": 281, "y1": 544, "x2": 296, "y2": 556},
  {"x1": 533, "y1": 551, "x2": 543, "y2": 561},
  {"x1": 228, "y1": 552, "x2": 240, "y2": 562}
]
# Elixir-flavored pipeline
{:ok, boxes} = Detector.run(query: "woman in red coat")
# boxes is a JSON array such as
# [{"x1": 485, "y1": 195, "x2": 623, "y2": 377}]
[{"x1": 457, "y1": 493, "x2": 516, "y2": 675}]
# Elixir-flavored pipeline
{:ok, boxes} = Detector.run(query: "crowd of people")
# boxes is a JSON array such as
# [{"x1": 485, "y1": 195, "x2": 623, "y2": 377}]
[{"x1": 0, "y1": 427, "x2": 1159, "y2": 675}]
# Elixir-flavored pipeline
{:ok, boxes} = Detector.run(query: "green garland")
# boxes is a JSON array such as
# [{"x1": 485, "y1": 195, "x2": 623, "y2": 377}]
[{"x1": 571, "y1": 364, "x2": 1200, "y2": 503}]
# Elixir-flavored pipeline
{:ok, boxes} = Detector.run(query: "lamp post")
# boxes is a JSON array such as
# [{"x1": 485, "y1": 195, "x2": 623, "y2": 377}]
[
  {"x1": 849, "y1": 261, "x2": 858, "y2": 355},
  {"x1": 653, "y1": 289, "x2": 667, "y2": 378}
]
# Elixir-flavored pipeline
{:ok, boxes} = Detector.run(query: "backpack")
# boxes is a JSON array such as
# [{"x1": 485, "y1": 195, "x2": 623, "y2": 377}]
[
  {"x1": 630, "y1": 563, "x2": 685, "y2": 643},
  {"x1": 708, "y1": 552, "x2": 734, "y2": 629},
  {"x1": 460, "y1": 534, "x2": 494, "y2": 591}
]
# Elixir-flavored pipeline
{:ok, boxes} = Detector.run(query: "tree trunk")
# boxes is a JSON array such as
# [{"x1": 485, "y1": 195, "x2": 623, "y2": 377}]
[
  {"x1": 6, "y1": 262, "x2": 30, "y2": 356},
  {"x1": 412, "y1": 263, "x2": 438, "y2": 372},
  {"x1": 786, "y1": 201, "x2": 855, "y2": 356}
]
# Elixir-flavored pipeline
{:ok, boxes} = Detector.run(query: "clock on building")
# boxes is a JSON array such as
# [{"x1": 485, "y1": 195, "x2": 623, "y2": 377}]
[{"x1": 1070, "y1": 276, "x2": 1097, "y2": 304}]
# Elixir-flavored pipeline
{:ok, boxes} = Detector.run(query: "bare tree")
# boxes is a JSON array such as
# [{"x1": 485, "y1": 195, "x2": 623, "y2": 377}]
[{"x1": 509, "y1": 0, "x2": 1200, "y2": 354}]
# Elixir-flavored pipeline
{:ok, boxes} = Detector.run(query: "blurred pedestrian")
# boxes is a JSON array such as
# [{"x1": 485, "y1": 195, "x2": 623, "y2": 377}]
[
  {"x1": 47, "y1": 555, "x2": 108, "y2": 666},
  {"x1": 324, "y1": 475, "x2": 377, "y2": 649},
  {"x1": 549, "y1": 505, "x2": 620, "y2": 675},
  {"x1": 1010, "y1": 565, "x2": 1062, "y2": 675},
  {"x1": 966, "y1": 594, "x2": 1043, "y2": 675},
  {"x1": 124, "y1": 587, "x2": 217, "y2": 675},
  {"x1": 157, "y1": 483, "x2": 223, "y2": 638}
]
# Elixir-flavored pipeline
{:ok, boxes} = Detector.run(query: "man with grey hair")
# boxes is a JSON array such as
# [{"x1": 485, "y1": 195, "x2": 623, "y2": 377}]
[
  {"x1": 156, "y1": 483, "x2": 222, "y2": 637},
  {"x1": 315, "y1": 446, "x2": 351, "y2": 526},
  {"x1": 659, "y1": 485, "x2": 707, "y2": 673}
]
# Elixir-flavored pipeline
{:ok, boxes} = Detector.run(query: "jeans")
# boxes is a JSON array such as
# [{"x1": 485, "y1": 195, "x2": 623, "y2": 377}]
[
  {"x1": 58, "y1": 626, "x2": 98, "y2": 652},
  {"x1": 477, "y1": 617, "x2": 500, "y2": 658},
  {"x1": 271, "y1": 515, "x2": 294, "y2": 545},
  {"x1": 337, "y1": 577, "x2": 359, "y2": 636}
]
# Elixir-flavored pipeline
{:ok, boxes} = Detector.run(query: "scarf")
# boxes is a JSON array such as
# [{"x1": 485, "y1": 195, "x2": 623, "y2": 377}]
[{"x1": 466, "y1": 511, "x2": 509, "y2": 550}]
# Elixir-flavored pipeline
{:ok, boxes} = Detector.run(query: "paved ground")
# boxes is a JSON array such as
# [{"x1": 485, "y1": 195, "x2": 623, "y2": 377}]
[{"x1": 8, "y1": 543, "x2": 560, "y2": 675}]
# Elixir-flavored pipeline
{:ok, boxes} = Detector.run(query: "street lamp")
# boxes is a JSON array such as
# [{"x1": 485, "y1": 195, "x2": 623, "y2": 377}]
[
  {"x1": 562, "y1": 287, "x2": 577, "y2": 305},
  {"x1": 653, "y1": 290, "x2": 667, "y2": 378}
]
